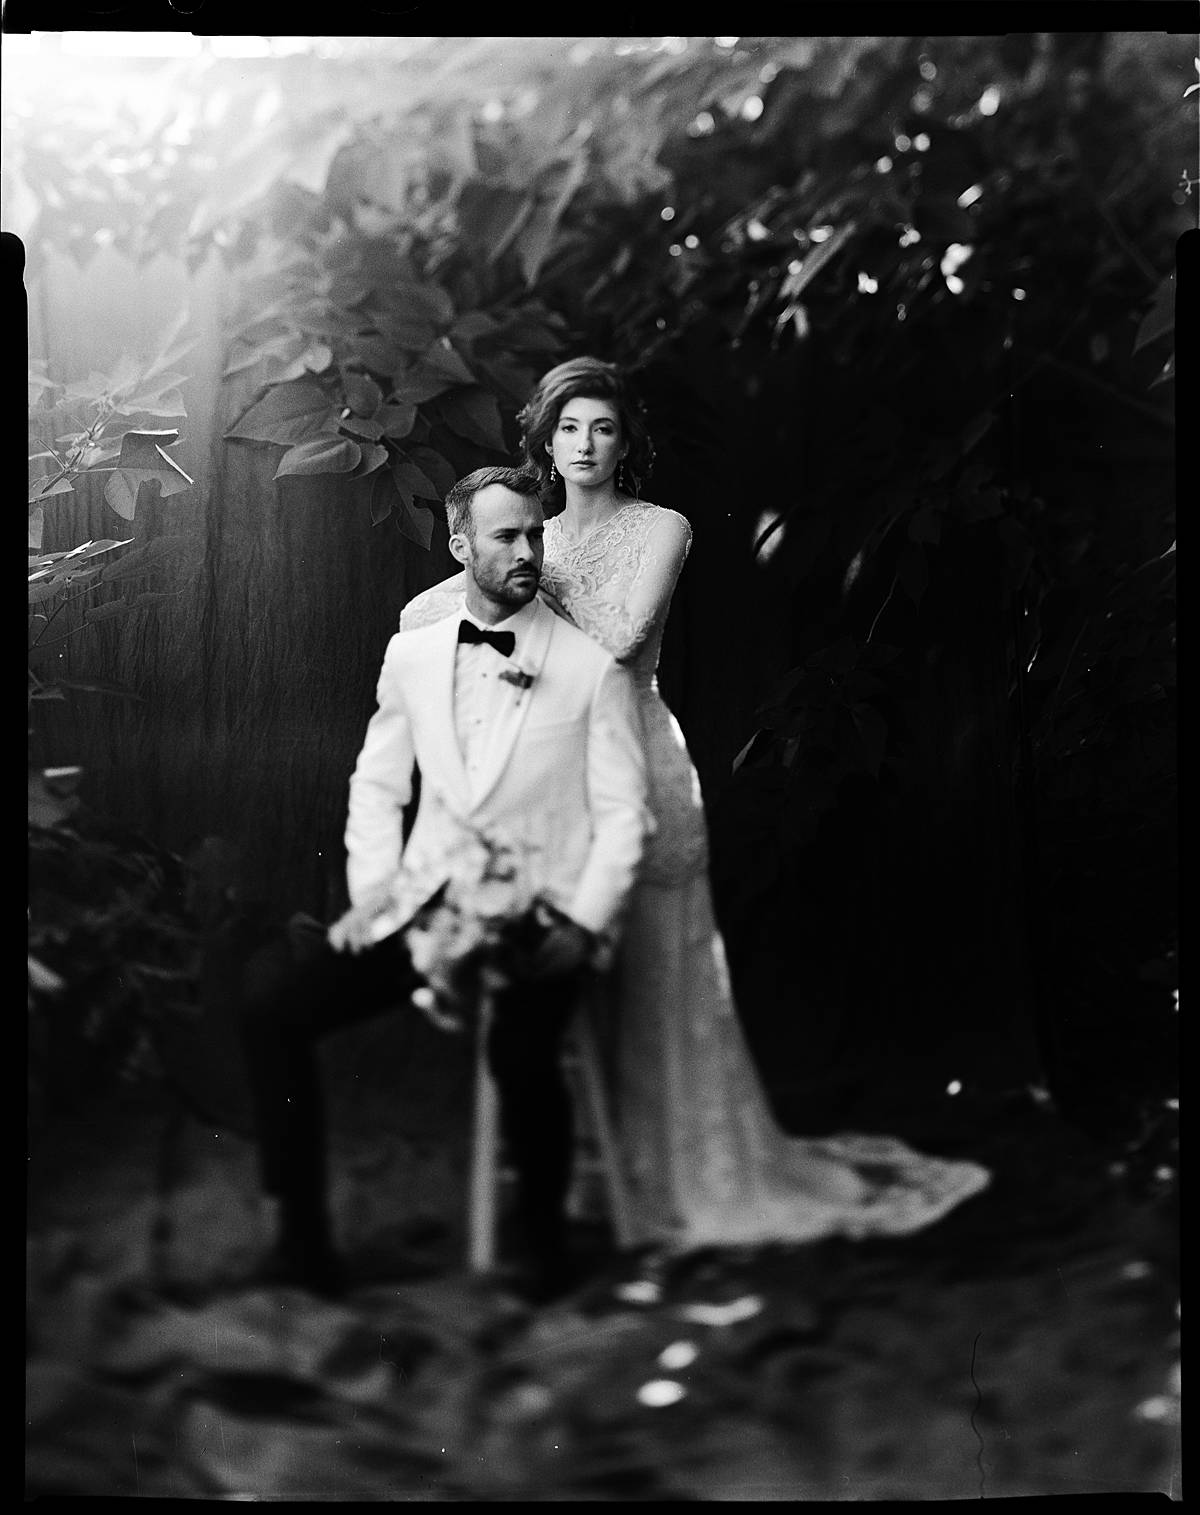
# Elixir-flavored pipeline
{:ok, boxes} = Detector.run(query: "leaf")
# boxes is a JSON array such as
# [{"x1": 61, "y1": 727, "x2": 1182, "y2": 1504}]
[
  {"x1": 779, "y1": 221, "x2": 857, "y2": 301},
  {"x1": 369, "y1": 473, "x2": 396, "y2": 525},
  {"x1": 1133, "y1": 273, "x2": 1174, "y2": 353},
  {"x1": 518, "y1": 153, "x2": 590, "y2": 285},
  {"x1": 397, "y1": 498, "x2": 435, "y2": 549},
  {"x1": 349, "y1": 442, "x2": 389, "y2": 479},
  {"x1": 28, "y1": 505, "x2": 44, "y2": 550},
  {"x1": 340, "y1": 414, "x2": 385, "y2": 441},
  {"x1": 115, "y1": 386, "x2": 187, "y2": 418},
  {"x1": 424, "y1": 340, "x2": 475, "y2": 386},
  {"x1": 32, "y1": 538, "x2": 134, "y2": 570},
  {"x1": 103, "y1": 432, "x2": 193, "y2": 518},
  {"x1": 1150, "y1": 352, "x2": 1174, "y2": 388},
  {"x1": 392, "y1": 455, "x2": 440, "y2": 501},
  {"x1": 438, "y1": 386, "x2": 506, "y2": 451},
  {"x1": 387, "y1": 280, "x2": 456, "y2": 326},
  {"x1": 29, "y1": 475, "x2": 75, "y2": 504},
  {"x1": 377, "y1": 402, "x2": 418, "y2": 439},
  {"x1": 83, "y1": 600, "x2": 132, "y2": 624},
  {"x1": 407, "y1": 445, "x2": 457, "y2": 496},
  {"x1": 456, "y1": 182, "x2": 534, "y2": 262},
  {"x1": 225, "y1": 381, "x2": 336, "y2": 445},
  {"x1": 392, "y1": 360, "x2": 460, "y2": 406},
  {"x1": 344, "y1": 371, "x2": 384, "y2": 417},
  {"x1": 274, "y1": 436, "x2": 362, "y2": 478},
  {"x1": 731, "y1": 729, "x2": 773, "y2": 774}
]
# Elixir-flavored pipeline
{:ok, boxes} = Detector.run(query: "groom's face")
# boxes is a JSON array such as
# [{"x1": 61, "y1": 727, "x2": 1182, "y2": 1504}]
[{"x1": 459, "y1": 484, "x2": 544, "y2": 612}]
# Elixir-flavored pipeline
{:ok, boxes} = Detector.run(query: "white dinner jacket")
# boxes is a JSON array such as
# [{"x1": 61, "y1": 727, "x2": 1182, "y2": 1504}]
[{"x1": 344, "y1": 596, "x2": 652, "y2": 943}]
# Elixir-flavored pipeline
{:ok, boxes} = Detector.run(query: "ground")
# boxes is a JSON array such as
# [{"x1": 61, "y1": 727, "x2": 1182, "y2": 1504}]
[{"x1": 26, "y1": 1010, "x2": 1179, "y2": 1503}]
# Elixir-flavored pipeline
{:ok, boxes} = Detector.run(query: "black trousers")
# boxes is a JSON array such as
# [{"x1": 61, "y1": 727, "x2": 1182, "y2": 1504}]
[{"x1": 238, "y1": 928, "x2": 585, "y2": 1260}]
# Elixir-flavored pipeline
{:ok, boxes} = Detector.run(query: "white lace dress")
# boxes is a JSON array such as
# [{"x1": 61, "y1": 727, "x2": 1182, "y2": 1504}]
[{"x1": 400, "y1": 501, "x2": 991, "y2": 1249}]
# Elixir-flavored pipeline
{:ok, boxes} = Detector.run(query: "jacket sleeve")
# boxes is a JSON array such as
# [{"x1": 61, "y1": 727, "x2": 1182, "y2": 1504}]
[
  {"x1": 344, "y1": 635, "x2": 415, "y2": 906},
  {"x1": 566, "y1": 657, "x2": 653, "y2": 943}
]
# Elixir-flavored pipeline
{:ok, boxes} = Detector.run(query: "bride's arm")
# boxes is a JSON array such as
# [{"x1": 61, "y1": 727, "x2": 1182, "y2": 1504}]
[
  {"x1": 595, "y1": 510, "x2": 693, "y2": 665},
  {"x1": 398, "y1": 571, "x2": 467, "y2": 631}
]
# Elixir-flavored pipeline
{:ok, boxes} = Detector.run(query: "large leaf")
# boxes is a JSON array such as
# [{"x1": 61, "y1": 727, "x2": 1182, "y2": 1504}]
[
  {"x1": 349, "y1": 442, "x2": 389, "y2": 478},
  {"x1": 456, "y1": 182, "x2": 533, "y2": 262},
  {"x1": 343, "y1": 371, "x2": 384, "y2": 417},
  {"x1": 518, "y1": 152, "x2": 591, "y2": 285},
  {"x1": 392, "y1": 360, "x2": 461, "y2": 406},
  {"x1": 392, "y1": 455, "x2": 440, "y2": 501},
  {"x1": 407, "y1": 445, "x2": 457, "y2": 496},
  {"x1": 423, "y1": 340, "x2": 475, "y2": 386},
  {"x1": 398, "y1": 498, "x2": 436, "y2": 548},
  {"x1": 103, "y1": 431, "x2": 193, "y2": 519},
  {"x1": 225, "y1": 381, "x2": 337, "y2": 445},
  {"x1": 377, "y1": 401, "x2": 418, "y2": 438},
  {"x1": 29, "y1": 474, "x2": 75, "y2": 505},
  {"x1": 437, "y1": 387, "x2": 506, "y2": 451},
  {"x1": 1133, "y1": 272, "x2": 1174, "y2": 353},
  {"x1": 274, "y1": 435, "x2": 362, "y2": 478}
]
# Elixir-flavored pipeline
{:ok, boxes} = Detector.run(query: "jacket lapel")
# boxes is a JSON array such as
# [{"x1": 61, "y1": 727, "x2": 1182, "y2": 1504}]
[
  {"x1": 426, "y1": 612, "x2": 471, "y2": 812},
  {"x1": 469, "y1": 597, "x2": 556, "y2": 811}
]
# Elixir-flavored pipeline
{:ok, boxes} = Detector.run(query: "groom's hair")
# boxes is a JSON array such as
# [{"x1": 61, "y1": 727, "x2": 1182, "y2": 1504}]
[{"x1": 445, "y1": 465, "x2": 541, "y2": 541}]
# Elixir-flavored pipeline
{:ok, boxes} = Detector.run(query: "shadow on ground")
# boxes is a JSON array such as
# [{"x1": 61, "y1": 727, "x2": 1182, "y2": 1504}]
[{"x1": 26, "y1": 1040, "x2": 1179, "y2": 1502}]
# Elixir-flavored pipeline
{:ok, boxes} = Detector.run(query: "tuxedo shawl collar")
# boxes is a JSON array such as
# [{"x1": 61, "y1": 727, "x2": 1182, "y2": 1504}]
[{"x1": 426, "y1": 595, "x2": 557, "y2": 815}]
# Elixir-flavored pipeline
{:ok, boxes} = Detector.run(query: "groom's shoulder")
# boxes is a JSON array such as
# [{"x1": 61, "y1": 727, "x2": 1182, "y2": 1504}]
[{"x1": 384, "y1": 614, "x2": 450, "y2": 664}]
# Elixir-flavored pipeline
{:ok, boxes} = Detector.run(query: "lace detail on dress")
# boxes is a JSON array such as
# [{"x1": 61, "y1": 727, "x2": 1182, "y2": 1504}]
[
  {"x1": 399, "y1": 577, "x2": 464, "y2": 632},
  {"x1": 541, "y1": 504, "x2": 705, "y2": 885},
  {"x1": 539, "y1": 502, "x2": 691, "y2": 679}
]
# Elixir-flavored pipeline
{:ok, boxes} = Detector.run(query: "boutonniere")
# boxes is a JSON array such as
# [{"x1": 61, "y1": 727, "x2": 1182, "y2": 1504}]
[{"x1": 498, "y1": 664, "x2": 536, "y2": 693}]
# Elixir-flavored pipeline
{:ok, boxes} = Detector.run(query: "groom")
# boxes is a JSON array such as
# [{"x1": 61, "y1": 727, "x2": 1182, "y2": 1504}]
[{"x1": 238, "y1": 464, "x2": 650, "y2": 1299}]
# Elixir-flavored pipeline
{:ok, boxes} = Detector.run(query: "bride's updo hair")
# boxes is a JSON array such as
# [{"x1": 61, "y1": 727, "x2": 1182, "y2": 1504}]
[{"x1": 517, "y1": 356, "x2": 656, "y2": 511}]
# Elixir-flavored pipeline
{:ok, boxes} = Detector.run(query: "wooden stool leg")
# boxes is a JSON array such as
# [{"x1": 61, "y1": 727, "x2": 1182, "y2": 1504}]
[
  {"x1": 571, "y1": 1011, "x2": 637, "y2": 1249},
  {"x1": 467, "y1": 996, "x2": 498, "y2": 1273}
]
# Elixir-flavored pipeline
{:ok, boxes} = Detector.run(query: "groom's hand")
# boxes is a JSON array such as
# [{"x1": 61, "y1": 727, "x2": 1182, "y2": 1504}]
[
  {"x1": 528, "y1": 918, "x2": 595, "y2": 980},
  {"x1": 328, "y1": 886, "x2": 393, "y2": 956}
]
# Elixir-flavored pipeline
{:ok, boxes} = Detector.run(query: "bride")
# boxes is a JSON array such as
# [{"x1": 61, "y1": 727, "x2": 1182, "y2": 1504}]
[{"x1": 399, "y1": 356, "x2": 990, "y2": 1250}]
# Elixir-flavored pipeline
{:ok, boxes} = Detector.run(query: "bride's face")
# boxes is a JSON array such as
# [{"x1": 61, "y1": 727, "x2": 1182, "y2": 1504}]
[{"x1": 548, "y1": 397, "x2": 626, "y2": 488}]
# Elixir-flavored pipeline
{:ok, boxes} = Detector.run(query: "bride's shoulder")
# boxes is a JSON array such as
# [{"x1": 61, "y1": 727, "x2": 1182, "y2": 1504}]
[
  {"x1": 399, "y1": 572, "x2": 464, "y2": 631},
  {"x1": 632, "y1": 501, "x2": 692, "y2": 546}
]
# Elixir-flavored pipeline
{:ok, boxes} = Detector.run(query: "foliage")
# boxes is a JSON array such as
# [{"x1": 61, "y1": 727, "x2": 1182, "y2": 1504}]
[
  {"x1": 27, "y1": 800, "x2": 208, "y2": 1115},
  {"x1": 28, "y1": 315, "x2": 197, "y2": 716},
  {"x1": 8, "y1": 33, "x2": 1183, "y2": 1115}
]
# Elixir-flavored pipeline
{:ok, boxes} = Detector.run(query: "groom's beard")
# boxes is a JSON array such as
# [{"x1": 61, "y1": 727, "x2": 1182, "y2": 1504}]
[{"x1": 471, "y1": 562, "x2": 541, "y2": 610}]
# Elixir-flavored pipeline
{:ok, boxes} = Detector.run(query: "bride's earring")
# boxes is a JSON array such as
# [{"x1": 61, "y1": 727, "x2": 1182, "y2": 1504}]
[
  {"x1": 549, "y1": 460, "x2": 558, "y2": 484},
  {"x1": 617, "y1": 461, "x2": 626, "y2": 492}
]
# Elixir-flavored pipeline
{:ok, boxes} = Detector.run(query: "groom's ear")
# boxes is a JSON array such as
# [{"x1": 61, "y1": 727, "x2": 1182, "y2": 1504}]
[{"x1": 448, "y1": 533, "x2": 471, "y2": 567}]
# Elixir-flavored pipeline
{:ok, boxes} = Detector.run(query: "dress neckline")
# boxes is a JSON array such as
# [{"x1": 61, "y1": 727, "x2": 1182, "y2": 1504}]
[{"x1": 550, "y1": 500, "x2": 638, "y2": 553}]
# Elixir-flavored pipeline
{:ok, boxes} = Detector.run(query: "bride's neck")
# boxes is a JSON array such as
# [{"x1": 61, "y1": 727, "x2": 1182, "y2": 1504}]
[{"x1": 559, "y1": 483, "x2": 623, "y2": 531}]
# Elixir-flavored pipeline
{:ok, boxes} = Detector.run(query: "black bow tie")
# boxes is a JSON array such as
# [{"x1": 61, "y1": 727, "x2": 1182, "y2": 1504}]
[{"x1": 457, "y1": 620, "x2": 516, "y2": 657}]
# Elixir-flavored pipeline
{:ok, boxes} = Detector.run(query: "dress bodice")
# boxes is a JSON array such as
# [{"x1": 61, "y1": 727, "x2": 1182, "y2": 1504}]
[{"x1": 538, "y1": 502, "x2": 692, "y2": 691}]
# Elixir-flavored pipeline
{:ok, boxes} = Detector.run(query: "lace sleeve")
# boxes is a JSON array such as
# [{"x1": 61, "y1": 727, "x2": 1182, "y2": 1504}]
[
  {"x1": 399, "y1": 573, "x2": 466, "y2": 631},
  {"x1": 602, "y1": 509, "x2": 692, "y2": 664}
]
